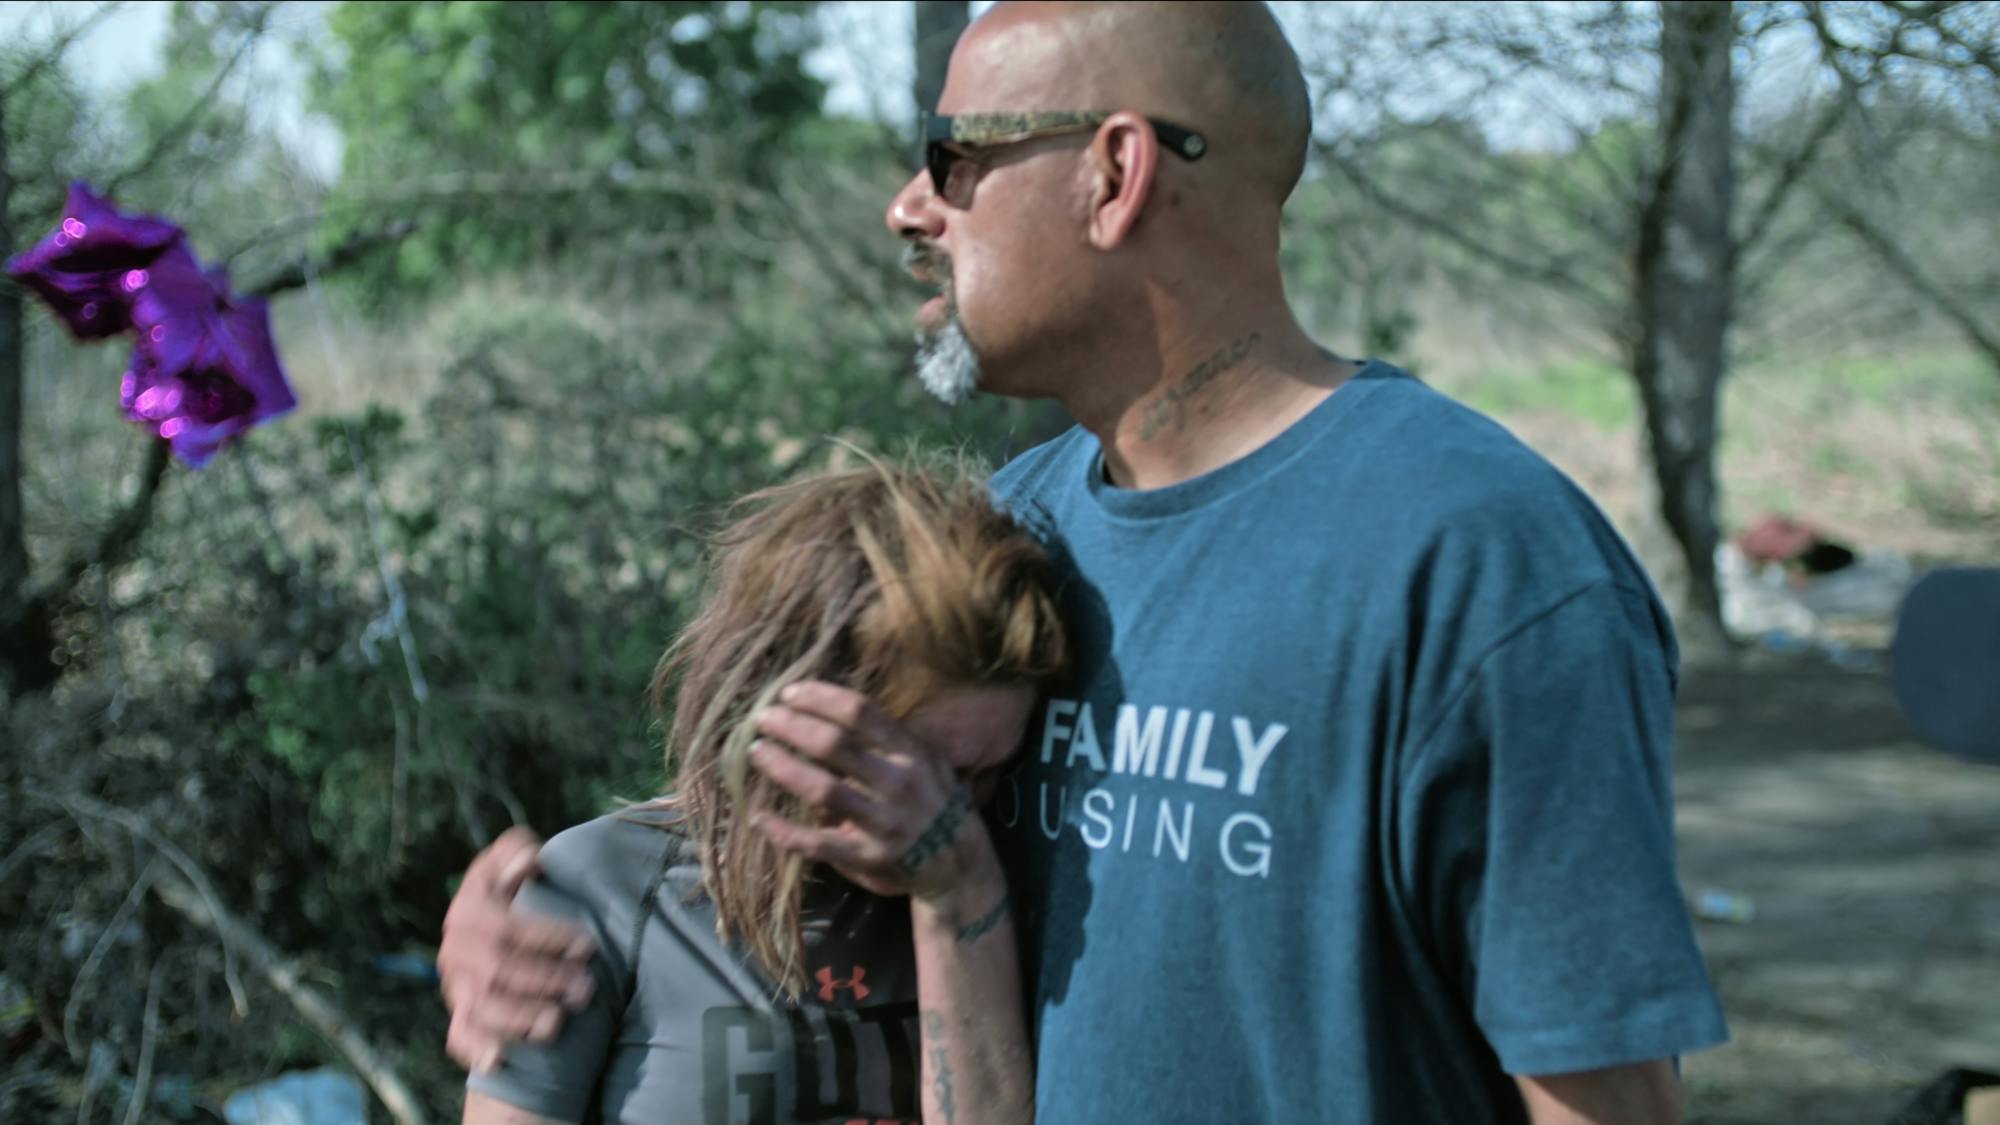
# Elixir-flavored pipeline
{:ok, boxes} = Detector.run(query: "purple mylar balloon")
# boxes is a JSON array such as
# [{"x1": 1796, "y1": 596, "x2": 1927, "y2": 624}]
[
  {"x1": 4, "y1": 182, "x2": 186, "y2": 339},
  {"x1": 9, "y1": 182, "x2": 299, "y2": 467},
  {"x1": 119, "y1": 247, "x2": 298, "y2": 467}
]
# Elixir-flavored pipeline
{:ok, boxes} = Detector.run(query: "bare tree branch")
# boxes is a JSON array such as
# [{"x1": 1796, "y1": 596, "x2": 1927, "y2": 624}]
[
  {"x1": 33, "y1": 790, "x2": 250, "y2": 1014},
  {"x1": 1548, "y1": 101, "x2": 1648, "y2": 220},
  {"x1": 119, "y1": 954, "x2": 169, "y2": 1125},
  {"x1": 1806, "y1": 0, "x2": 2000, "y2": 92},
  {"x1": 18, "y1": 794, "x2": 424, "y2": 1122},
  {"x1": 1738, "y1": 216, "x2": 1831, "y2": 307},
  {"x1": 242, "y1": 219, "x2": 419, "y2": 297},
  {"x1": 218, "y1": 168, "x2": 714, "y2": 267},
  {"x1": 1800, "y1": 1, "x2": 1912, "y2": 220},
  {"x1": 20, "y1": 438, "x2": 172, "y2": 620},
  {"x1": 1737, "y1": 89, "x2": 1852, "y2": 259},
  {"x1": 0, "y1": 820, "x2": 70, "y2": 888},
  {"x1": 336, "y1": 166, "x2": 709, "y2": 211},
  {"x1": 0, "y1": 3, "x2": 127, "y2": 101},
  {"x1": 151, "y1": 875, "x2": 431, "y2": 1125},
  {"x1": 1881, "y1": 0, "x2": 2000, "y2": 78},
  {"x1": 1313, "y1": 142, "x2": 1625, "y2": 324},
  {"x1": 101, "y1": 4, "x2": 273, "y2": 198},
  {"x1": 1818, "y1": 183, "x2": 2000, "y2": 372},
  {"x1": 62, "y1": 857, "x2": 159, "y2": 1061}
]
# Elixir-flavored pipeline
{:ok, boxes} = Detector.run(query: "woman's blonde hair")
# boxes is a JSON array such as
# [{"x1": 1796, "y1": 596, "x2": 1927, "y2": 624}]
[{"x1": 646, "y1": 451, "x2": 1068, "y2": 995}]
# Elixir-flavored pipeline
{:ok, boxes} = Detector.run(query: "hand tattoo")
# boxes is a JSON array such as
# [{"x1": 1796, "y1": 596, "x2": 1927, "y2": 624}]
[
  {"x1": 1139, "y1": 332, "x2": 1262, "y2": 441},
  {"x1": 898, "y1": 787, "x2": 971, "y2": 873},
  {"x1": 956, "y1": 896, "x2": 1010, "y2": 945}
]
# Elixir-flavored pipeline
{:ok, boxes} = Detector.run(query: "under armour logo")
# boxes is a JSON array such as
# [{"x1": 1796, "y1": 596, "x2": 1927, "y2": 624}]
[{"x1": 816, "y1": 965, "x2": 870, "y2": 1003}]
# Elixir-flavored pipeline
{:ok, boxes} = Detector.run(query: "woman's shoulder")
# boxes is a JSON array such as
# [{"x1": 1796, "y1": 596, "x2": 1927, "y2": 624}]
[
  {"x1": 547, "y1": 808, "x2": 790, "y2": 1007},
  {"x1": 529, "y1": 807, "x2": 699, "y2": 949},
  {"x1": 540, "y1": 803, "x2": 691, "y2": 890}
]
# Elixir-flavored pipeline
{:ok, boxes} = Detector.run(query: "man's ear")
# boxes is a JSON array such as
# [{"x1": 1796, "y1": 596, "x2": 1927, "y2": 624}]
[{"x1": 1086, "y1": 111, "x2": 1160, "y2": 250}]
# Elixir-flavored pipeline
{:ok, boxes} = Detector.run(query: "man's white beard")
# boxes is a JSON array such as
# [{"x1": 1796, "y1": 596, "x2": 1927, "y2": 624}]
[{"x1": 915, "y1": 307, "x2": 981, "y2": 406}]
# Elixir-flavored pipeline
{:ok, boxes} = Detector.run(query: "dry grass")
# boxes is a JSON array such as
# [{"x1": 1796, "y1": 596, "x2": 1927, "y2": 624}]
[{"x1": 1415, "y1": 332, "x2": 2000, "y2": 586}]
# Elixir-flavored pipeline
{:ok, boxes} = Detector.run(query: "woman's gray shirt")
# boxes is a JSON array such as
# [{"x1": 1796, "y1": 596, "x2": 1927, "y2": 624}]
[{"x1": 466, "y1": 810, "x2": 924, "y2": 1125}]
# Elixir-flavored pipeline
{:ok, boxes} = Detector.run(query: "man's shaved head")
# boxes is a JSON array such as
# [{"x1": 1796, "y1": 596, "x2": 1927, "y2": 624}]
[
  {"x1": 946, "y1": 1, "x2": 1312, "y2": 206},
  {"x1": 888, "y1": 1, "x2": 1321, "y2": 408}
]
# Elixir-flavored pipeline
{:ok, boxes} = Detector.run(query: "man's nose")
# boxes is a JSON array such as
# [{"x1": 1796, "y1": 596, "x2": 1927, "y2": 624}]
[{"x1": 886, "y1": 169, "x2": 944, "y2": 241}]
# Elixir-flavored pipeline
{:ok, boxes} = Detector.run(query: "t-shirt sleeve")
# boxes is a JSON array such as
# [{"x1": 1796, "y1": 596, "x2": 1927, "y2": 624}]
[
  {"x1": 464, "y1": 827, "x2": 643, "y2": 1122},
  {"x1": 1398, "y1": 580, "x2": 1729, "y2": 1076}
]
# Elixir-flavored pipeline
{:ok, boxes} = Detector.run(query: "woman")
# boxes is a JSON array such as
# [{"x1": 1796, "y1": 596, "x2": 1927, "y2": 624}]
[{"x1": 463, "y1": 454, "x2": 1067, "y2": 1125}]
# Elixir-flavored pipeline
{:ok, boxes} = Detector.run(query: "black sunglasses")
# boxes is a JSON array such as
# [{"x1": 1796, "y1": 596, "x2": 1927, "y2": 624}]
[{"x1": 922, "y1": 111, "x2": 1208, "y2": 200}]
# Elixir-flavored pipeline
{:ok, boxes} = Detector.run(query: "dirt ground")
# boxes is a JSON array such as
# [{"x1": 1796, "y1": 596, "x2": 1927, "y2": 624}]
[{"x1": 1674, "y1": 652, "x2": 2000, "y2": 1124}]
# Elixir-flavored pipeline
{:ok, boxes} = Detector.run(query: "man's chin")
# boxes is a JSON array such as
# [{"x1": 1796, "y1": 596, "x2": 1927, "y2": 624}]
[
  {"x1": 917, "y1": 362, "x2": 980, "y2": 406},
  {"x1": 915, "y1": 294, "x2": 951, "y2": 335},
  {"x1": 914, "y1": 311, "x2": 982, "y2": 406}
]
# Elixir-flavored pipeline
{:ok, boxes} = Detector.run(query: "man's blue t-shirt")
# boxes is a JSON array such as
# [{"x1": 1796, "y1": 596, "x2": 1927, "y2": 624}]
[{"x1": 986, "y1": 362, "x2": 1727, "y2": 1124}]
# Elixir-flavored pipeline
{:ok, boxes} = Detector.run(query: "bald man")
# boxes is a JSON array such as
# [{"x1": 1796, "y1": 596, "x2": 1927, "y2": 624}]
[{"x1": 436, "y1": 3, "x2": 1727, "y2": 1122}]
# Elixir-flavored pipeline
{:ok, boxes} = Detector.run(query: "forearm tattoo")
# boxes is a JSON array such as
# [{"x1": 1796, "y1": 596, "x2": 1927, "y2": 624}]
[
  {"x1": 956, "y1": 896, "x2": 1010, "y2": 945},
  {"x1": 898, "y1": 787, "x2": 971, "y2": 873},
  {"x1": 924, "y1": 1010, "x2": 957, "y2": 1124}
]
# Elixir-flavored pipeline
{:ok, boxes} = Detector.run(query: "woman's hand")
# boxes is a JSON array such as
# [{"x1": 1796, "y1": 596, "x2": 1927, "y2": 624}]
[
  {"x1": 747, "y1": 681, "x2": 1002, "y2": 903},
  {"x1": 755, "y1": 680, "x2": 1036, "y2": 1125}
]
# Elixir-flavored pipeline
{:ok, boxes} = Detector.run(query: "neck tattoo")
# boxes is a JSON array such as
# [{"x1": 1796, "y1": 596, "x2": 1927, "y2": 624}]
[{"x1": 1138, "y1": 332, "x2": 1262, "y2": 441}]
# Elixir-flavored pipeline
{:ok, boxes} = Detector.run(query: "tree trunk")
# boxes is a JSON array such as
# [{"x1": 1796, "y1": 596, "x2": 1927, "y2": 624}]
[
  {"x1": 1632, "y1": 0, "x2": 1735, "y2": 654},
  {"x1": 914, "y1": 2, "x2": 970, "y2": 131},
  {"x1": 0, "y1": 85, "x2": 60, "y2": 696}
]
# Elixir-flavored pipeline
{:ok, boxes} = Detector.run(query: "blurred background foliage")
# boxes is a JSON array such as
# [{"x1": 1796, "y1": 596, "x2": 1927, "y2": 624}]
[
  {"x1": 1, "y1": 1, "x2": 1996, "y2": 1121},
  {"x1": 308, "y1": 0, "x2": 830, "y2": 297}
]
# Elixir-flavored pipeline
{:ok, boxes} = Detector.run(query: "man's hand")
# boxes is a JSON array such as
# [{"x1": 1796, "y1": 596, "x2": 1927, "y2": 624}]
[
  {"x1": 1516, "y1": 1060, "x2": 1683, "y2": 1124},
  {"x1": 748, "y1": 681, "x2": 1000, "y2": 904},
  {"x1": 439, "y1": 828, "x2": 596, "y2": 1073}
]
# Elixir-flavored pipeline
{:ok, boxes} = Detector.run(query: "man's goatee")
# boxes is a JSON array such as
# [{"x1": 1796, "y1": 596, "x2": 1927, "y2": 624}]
[{"x1": 916, "y1": 310, "x2": 981, "y2": 405}]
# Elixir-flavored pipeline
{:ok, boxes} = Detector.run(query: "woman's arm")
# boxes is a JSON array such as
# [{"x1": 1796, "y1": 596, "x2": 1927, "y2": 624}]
[
  {"x1": 909, "y1": 830, "x2": 1035, "y2": 1125},
  {"x1": 750, "y1": 681, "x2": 1037, "y2": 1125},
  {"x1": 462, "y1": 1089, "x2": 573, "y2": 1125}
]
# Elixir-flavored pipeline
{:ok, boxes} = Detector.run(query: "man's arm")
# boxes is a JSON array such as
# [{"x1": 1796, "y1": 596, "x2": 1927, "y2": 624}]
[
  {"x1": 439, "y1": 828, "x2": 598, "y2": 1072},
  {"x1": 1516, "y1": 1061, "x2": 1683, "y2": 1124},
  {"x1": 1400, "y1": 582, "x2": 1727, "y2": 1098}
]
